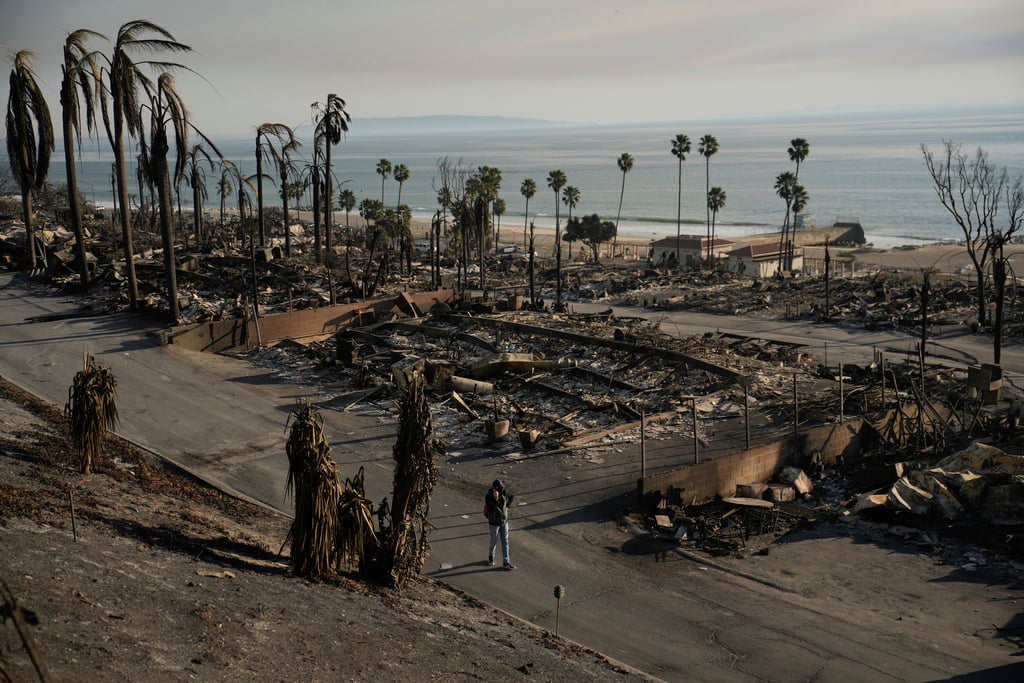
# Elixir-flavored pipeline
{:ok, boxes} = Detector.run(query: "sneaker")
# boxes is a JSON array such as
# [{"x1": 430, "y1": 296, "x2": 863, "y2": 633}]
[
  {"x1": 488, "y1": 557, "x2": 494, "y2": 566},
  {"x1": 503, "y1": 562, "x2": 516, "y2": 570}
]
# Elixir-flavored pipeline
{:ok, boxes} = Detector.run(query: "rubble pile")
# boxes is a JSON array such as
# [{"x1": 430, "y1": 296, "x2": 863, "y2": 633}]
[
  {"x1": 233, "y1": 308, "x2": 863, "y2": 457},
  {"x1": 850, "y1": 442, "x2": 1024, "y2": 527}
]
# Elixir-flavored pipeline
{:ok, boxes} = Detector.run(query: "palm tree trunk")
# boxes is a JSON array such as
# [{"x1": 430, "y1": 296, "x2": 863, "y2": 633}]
[
  {"x1": 282, "y1": 184, "x2": 291, "y2": 258},
  {"x1": 20, "y1": 189, "x2": 38, "y2": 270},
  {"x1": 705, "y1": 159, "x2": 711, "y2": 264},
  {"x1": 312, "y1": 168, "x2": 322, "y2": 264},
  {"x1": 112, "y1": 105, "x2": 140, "y2": 308},
  {"x1": 62, "y1": 104, "x2": 90, "y2": 286},
  {"x1": 325, "y1": 143, "x2": 333, "y2": 255},
  {"x1": 256, "y1": 141, "x2": 266, "y2": 248},
  {"x1": 154, "y1": 141, "x2": 180, "y2": 322},
  {"x1": 192, "y1": 176, "x2": 202, "y2": 245},
  {"x1": 711, "y1": 210, "x2": 718, "y2": 268},
  {"x1": 555, "y1": 200, "x2": 562, "y2": 307},
  {"x1": 676, "y1": 158, "x2": 682, "y2": 269},
  {"x1": 615, "y1": 174, "x2": 625, "y2": 256},
  {"x1": 529, "y1": 224, "x2": 536, "y2": 306},
  {"x1": 523, "y1": 198, "x2": 530, "y2": 251},
  {"x1": 478, "y1": 201, "x2": 485, "y2": 296}
]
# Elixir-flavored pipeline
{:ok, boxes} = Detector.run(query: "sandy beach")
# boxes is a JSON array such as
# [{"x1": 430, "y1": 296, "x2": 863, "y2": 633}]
[{"x1": 306, "y1": 209, "x2": 1024, "y2": 276}]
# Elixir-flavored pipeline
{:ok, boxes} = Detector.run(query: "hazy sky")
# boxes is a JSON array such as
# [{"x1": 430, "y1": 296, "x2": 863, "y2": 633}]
[{"x1": 2, "y1": 0, "x2": 1022, "y2": 135}]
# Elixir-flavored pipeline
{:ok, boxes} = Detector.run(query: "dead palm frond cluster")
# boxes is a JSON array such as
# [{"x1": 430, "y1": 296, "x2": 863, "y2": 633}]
[
  {"x1": 65, "y1": 353, "x2": 119, "y2": 474},
  {"x1": 284, "y1": 400, "x2": 343, "y2": 578},
  {"x1": 374, "y1": 372, "x2": 442, "y2": 588},
  {"x1": 336, "y1": 466, "x2": 377, "y2": 574}
]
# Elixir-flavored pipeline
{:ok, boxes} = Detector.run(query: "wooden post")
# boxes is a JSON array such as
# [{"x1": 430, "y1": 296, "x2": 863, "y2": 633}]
[
  {"x1": 640, "y1": 409, "x2": 647, "y2": 479},
  {"x1": 743, "y1": 379, "x2": 750, "y2": 451},
  {"x1": 793, "y1": 374, "x2": 799, "y2": 437},
  {"x1": 69, "y1": 489, "x2": 78, "y2": 543},
  {"x1": 839, "y1": 362, "x2": 844, "y2": 421},
  {"x1": 691, "y1": 397, "x2": 699, "y2": 464}
]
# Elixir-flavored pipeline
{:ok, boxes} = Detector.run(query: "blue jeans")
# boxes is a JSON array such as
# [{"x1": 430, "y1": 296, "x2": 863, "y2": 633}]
[{"x1": 489, "y1": 523, "x2": 510, "y2": 564}]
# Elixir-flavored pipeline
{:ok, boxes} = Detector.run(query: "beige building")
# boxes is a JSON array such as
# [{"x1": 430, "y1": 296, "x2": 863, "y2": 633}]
[
  {"x1": 726, "y1": 242, "x2": 804, "y2": 278},
  {"x1": 649, "y1": 235, "x2": 735, "y2": 268}
]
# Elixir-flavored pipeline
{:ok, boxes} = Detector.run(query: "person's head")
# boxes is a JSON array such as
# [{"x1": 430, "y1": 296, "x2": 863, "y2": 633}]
[{"x1": 492, "y1": 479, "x2": 504, "y2": 492}]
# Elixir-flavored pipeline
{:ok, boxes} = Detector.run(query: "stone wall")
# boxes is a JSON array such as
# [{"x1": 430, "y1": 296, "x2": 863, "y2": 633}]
[
  {"x1": 638, "y1": 418, "x2": 864, "y2": 510},
  {"x1": 164, "y1": 290, "x2": 454, "y2": 353}
]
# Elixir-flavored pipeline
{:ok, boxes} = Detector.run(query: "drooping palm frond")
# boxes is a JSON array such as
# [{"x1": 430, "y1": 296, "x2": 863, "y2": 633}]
[
  {"x1": 65, "y1": 353, "x2": 119, "y2": 474},
  {"x1": 284, "y1": 400, "x2": 343, "y2": 578},
  {"x1": 62, "y1": 29, "x2": 108, "y2": 286},
  {"x1": 336, "y1": 466, "x2": 378, "y2": 574},
  {"x1": 6, "y1": 50, "x2": 54, "y2": 192}
]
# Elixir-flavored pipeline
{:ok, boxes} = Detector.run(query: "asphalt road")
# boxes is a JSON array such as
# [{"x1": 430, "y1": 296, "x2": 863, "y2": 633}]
[{"x1": 2, "y1": 272, "x2": 1020, "y2": 681}]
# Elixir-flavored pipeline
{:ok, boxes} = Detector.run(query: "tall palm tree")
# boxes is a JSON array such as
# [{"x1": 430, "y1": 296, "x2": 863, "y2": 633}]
[
  {"x1": 339, "y1": 188, "x2": 356, "y2": 229},
  {"x1": 6, "y1": 50, "x2": 54, "y2": 271},
  {"x1": 254, "y1": 122, "x2": 295, "y2": 249},
  {"x1": 670, "y1": 134, "x2": 691, "y2": 268},
  {"x1": 276, "y1": 134, "x2": 301, "y2": 257},
  {"x1": 393, "y1": 163, "x2": 410, "y2": 209},
  {"x1": 562, "y1": 185, "x2": 580, "y2": 259},
  {"x1": 614, "y1": 152, "x2": 634, "y2": 257},
  {"x1": 547, "y1": 169, "x2": 567, "y2": 306},
  {"x1": 698, "y1": 135, "x2": 719, "y2": 263},
  {"x1": 216, "y1": 160, "x2": 235, "y2": 240},
  {"x1": 61, "y1": 29, "x2": 107, "y2": 286},
  {"x1": 311, "y1": 95, "x2": 349, "y2": 257},
  {"x1": 520, "y1": 178, "x2": 536, "y2": 251},
  {"x1": 139, "y1": 72, "x2": 195, "y2": 322},
  {"x1": 788, "y1": 138, "x2": 810, "y2": 181},
  {"x1": 104, "y1": 20, "x2": 191, "y2": 310},
  {"x1": 376, "y1": 158, "x2": 392, "y2": 206},
  {"x1": 788, "y1": 183, "x2": 808, "y2": 271},
  {"x1": 774, "y1": 171, "x2": 797, "y2": 275},
  {"x1": 183, "y1": 143, "x2": 213, "y2": 244},
  {"x1": 393, "y1": 163, "x2": 410, "y2": 272},
  {"x1": 707, "y1": 186, "x2": 727, "y2": 268},
  {"x1": 303, "y1": 136, "x2": 325, "y2": 262},
  {"x1": 472, "y1": 166, "x2": 502, "y2": 288},
  {"x1": 493, "y1": 197, "x2": 506, "y2": 246}
]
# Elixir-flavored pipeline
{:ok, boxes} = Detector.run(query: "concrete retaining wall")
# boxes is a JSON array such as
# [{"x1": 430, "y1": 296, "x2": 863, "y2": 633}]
[
  {"x1": 639, "y1": 418, "x2": 864, "y2": 510},
  {"x1": 165, "y1": 290, "x2": 454, "y2": 353}
]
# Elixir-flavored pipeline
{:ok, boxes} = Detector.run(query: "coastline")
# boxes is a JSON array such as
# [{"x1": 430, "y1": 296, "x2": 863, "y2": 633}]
[{"x1": 293, "y1": 209, "x2": 1024, "y2": 275}]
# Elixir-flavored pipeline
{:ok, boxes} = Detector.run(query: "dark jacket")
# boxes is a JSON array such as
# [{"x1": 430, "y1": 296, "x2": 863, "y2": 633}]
[{"x1": 484, "y1": 489, "x2": 513, "y2": 526}]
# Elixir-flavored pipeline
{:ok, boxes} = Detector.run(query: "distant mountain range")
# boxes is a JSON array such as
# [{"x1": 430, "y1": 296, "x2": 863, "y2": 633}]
[{"x1": 276, "y1": 115, "x2": 571, "y2": 140}]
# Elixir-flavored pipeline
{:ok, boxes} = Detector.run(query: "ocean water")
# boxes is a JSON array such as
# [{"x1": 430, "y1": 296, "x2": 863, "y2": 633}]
[{"x1": 40, "y1": 107, "x2": 1024, "y2": 249}]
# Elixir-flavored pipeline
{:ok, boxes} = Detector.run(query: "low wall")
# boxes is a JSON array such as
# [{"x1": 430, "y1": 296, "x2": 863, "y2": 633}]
[
  {"x1": 164, "y1": 290, "x2": 454, "y2": 353},
  {"x1": 639, "y1": 418, "x2": 864, "y2": 510}
]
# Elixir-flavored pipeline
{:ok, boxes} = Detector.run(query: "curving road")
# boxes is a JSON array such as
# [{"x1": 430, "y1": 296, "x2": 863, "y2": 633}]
[{"x1": 2, "y1": 272, "x2": 1020, "y2": 682}]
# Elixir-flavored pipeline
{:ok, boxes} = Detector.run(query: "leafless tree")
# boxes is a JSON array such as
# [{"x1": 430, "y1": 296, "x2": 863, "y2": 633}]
[{"x1": 922, "y1": 142, "x2": 1008, "y2": 327}]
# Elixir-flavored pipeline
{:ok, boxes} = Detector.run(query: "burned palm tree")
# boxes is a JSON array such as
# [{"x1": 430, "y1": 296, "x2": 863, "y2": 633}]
[
  {"x1": 61, "y1": 29, "x2": 107, "y2": 286},
  {"x1": 139, "y1": 72, "x2": 215, "y2": 323},
  {"x1": 6, "y1": 50, "x2": 54, "y2": 271},
  {"x1": 284, "y1": 400, "x2": 343, "y2": 578},
  {"x1": 254, "y1": 122, "x2": 295, "y2": 248},
  {"x1": 336, "y1": 466, "x2": 377, "y2": 574},
  {"x1": 312, "y1": 94, "x2": 350, "y2": 255},
  {"x1": 374, "y1": 372, "x2": 441, "y2": 588},
  {"x1": 65, "y1": 352, "x2": 119, "y2": 474},
  {"x1": 103, "y1": 20, "x2": 191, "y2": 310},
  {"x1": 182, "y1": 143, "x2": 214, "y2": 245}
]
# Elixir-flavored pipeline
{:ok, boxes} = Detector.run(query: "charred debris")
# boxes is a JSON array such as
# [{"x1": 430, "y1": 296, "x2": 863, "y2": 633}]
[{"x1": 5, "y1": 216, "x2": 1024, "y2": 567}]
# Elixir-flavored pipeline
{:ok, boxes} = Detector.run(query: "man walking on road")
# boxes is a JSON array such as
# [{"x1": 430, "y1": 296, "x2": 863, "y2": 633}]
[{"x1": 484, "y1": 479, "x2": 515, "y2": 569}]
